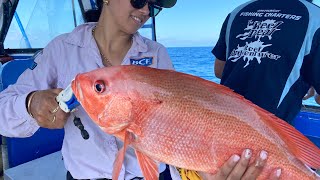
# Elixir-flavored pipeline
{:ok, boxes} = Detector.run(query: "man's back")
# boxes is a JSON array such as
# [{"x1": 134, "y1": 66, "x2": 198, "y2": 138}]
[{"x1": 212, "y1": 0, "x2": 320, "y2": 123}]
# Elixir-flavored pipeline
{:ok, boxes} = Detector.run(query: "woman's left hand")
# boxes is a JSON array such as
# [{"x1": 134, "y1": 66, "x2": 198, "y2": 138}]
[{"x1": 198, "y1": 150, "x2": 281, "y2": 180}]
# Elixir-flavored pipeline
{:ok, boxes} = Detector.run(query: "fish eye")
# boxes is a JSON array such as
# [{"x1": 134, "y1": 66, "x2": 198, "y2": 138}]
[{"x1": 94, "y1": 80, "x2": 106, "y2": 93}]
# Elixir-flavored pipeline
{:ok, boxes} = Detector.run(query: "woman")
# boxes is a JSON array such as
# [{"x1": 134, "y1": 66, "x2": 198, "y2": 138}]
[{"x1": 0, "y1": 0, "x2": 276, "y2": 179}]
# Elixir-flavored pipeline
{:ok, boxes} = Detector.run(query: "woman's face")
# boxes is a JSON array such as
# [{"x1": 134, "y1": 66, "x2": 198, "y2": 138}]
[{"x1": 107, "y1": 0, "x2": 151, "y2": 34}]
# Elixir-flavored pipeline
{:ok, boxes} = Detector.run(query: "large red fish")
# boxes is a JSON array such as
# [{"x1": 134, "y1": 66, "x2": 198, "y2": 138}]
[{"x1": 71, "y1": 65, "x2": 320, "y2": 180}]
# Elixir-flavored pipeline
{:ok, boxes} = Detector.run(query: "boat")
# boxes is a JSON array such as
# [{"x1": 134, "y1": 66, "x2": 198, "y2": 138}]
[
  {"x1": 0, "y1": 0, "x2": 158, "y2": 179},
  {"x1": 0, "y1": 0, "x2": 319, "y2": 179}
]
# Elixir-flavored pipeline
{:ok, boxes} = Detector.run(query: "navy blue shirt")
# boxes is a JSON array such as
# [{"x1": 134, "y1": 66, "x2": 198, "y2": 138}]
[{"x1": 212, "y1": 0, "x2": 320, "y2": 123}]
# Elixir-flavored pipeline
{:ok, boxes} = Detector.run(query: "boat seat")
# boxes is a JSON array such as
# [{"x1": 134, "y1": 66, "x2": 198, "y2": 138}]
[
  {"x1": 4, "y1": 151, "x2": 66, "y2": 180},
  {"x1": 293, "y1": 111, "x2": 320, "y2": 148},
  {"x1": 0, "y1": 59, "x2": 64, "y2": 168}
]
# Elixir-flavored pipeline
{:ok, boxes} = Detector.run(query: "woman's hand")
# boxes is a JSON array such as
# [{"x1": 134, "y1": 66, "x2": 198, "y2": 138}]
[
  {"x1": 27, "y1": 89, "x2": 70, "y2": 128},
  {"x1": 198, "y1": 149, "x2": 281, "y2": 180}
]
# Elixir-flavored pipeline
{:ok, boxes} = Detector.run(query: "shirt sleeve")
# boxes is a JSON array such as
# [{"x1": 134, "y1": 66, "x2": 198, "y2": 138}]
[
  {"x1": 0, "y1": 38, "x2": 61, "y2": 137},
  {"x1": 303, "y1": 28, "x2": 320, "y2": 94},
  {"x1": 211, "y1": 14, "x2": 230, "y2": 61},
  {"x1": 157, "y1": 45, "x2": 175, "y2": 70},
  {"x1": 169, "y1": 166, "x2": 182, "y2": 180}
]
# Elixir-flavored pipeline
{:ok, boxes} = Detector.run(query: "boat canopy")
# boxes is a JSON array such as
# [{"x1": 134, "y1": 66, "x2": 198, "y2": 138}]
[{"x1": 0, "y1": 0, "x2": 156, "y2": 55}]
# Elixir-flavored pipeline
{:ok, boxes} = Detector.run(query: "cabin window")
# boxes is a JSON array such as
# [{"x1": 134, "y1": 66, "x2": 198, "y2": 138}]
[{"x1": 4, "y1": 0, "x2": 84, "y2": 49}]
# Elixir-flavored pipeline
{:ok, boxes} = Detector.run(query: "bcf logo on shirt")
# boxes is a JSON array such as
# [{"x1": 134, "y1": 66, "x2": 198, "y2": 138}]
[{"x1": 130, "y1": 57, "x2": 153, "y2": 66}]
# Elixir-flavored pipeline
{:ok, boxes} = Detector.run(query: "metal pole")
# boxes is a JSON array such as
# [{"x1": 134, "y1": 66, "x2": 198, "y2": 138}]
[
  {"x1": 152, "y1": 16, "x2": 157, "y2": 41},
  {"x1": 14, "y1": 12, "x2": 32, "y2": 48}
]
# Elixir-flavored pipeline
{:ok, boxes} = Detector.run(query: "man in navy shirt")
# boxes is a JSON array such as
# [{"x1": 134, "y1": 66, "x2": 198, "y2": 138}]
[{"x1": 212, "y1": 0, "x2": 320, "y2": 124}]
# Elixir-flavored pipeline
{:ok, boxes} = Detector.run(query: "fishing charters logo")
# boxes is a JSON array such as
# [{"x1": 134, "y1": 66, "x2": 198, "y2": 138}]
[
  {"x1": 229, "y1": 41, "x2": 282, "y2": 68},
  {"x1": 229, "y1": 18, "x2": 282, "y2": 68},
  {"x1": 226, "y1": 9, "x2": 304, "y2": 68},
  {"x1": 236, "y1": 19, "x2": 283, "y2": 40},
  {"x1": 130, "y1": 57, "x2": 153, "y2": 66}
]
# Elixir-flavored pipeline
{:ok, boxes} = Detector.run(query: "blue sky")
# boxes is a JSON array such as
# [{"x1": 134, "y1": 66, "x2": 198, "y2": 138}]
[
  {"x1": 4, "y1": 0, "x2": 320, "y2": 49},
  {"x1": 155, "y1": 0, "x2": 320, "y2": 47}
]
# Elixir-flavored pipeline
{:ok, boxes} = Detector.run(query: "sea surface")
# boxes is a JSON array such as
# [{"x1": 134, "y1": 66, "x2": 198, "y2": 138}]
[{"x1": 167, "y1": 46, "x2": 319, "y2": 107}]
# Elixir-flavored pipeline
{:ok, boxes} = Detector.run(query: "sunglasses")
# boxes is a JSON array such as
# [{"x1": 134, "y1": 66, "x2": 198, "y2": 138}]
[{"x1": 130, "y1": 0, "x2": 163, "y2": 17}]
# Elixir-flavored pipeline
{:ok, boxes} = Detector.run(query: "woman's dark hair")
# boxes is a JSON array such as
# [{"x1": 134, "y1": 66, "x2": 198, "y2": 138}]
[
  {"x1": 96, "y1": 0, "x2": 103, "y2": 11},
  {"x1": 84, "y1": 0, "x2": 103, "y2": 22}
]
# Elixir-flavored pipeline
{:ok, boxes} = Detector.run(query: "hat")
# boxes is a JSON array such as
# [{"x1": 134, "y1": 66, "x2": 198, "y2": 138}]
[{"x1": 157, "y1": 0, "x2": 177, "y2": 8}]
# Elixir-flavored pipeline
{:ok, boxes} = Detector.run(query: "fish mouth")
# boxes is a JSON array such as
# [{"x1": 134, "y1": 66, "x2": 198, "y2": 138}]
[
  {"x1": 71, "y1": 76, "x2": 84, "y2": 104},
  {"x1": 76, "y1": 80, "x2": 84, "y2": 103},
  {"x1": 71, "y1": 74, "x2": 94, "y2": 116}
]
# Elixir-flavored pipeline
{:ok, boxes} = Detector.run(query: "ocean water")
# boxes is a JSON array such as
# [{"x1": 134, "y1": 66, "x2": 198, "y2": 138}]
[
  {"x1": 167, "y1": 46, "x2": 319, "y2": 107},
  {"x1": 168, "y1": 47, "x2": 217, "y2": 83}
]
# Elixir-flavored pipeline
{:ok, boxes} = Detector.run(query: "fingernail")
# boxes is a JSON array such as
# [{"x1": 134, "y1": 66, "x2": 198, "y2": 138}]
[
  {"x1": 233, "y1": 155, "x2": 240, "y2": 162},
  {"x1": 244, "y1": 149, "x2": 252, "y2": 159},
  {"x1": 260, "y1": 150, "x2": 268, "y2": 160},
  {"x1": 276, "y1": 169, "x2": 282, "y2": 177}
]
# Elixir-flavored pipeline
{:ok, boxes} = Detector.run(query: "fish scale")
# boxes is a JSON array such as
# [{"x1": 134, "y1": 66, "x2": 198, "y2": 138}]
[{"x1": 72, "y1": 65, "x2": 320, "y2": 180}]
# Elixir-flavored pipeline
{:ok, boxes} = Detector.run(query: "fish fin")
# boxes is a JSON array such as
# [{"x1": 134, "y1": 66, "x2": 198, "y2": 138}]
[
  {"x1": 213, "y1": 82, "x2": 320, "y2": 168},
  {"x1": 127, "y1": 123, "x2": 142, "y2": 136},
  {"x1": 212, "y1": 82, "x2": 320, "y2": 168},
  {"x1": 112, "y1": 131, "x2": 131, "y2": 180},
  {"x1": 259, "y1": 109, "x2": 320, "y2": 169},
  {"x1": 135, "y1": 150, "x2": 159, "y2": 180}
]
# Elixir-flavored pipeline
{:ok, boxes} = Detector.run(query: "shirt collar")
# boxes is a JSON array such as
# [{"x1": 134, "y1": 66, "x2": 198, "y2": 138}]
[{"x1": 132, "y1": 32, "x2": 148, "y2": 53}]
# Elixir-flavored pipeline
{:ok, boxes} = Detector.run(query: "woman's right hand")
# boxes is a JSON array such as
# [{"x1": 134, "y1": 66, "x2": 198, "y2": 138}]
[
  {"x1": 27, "y1": 89, "x2": 70, "y2": 129},
  {"x1": 198, "y1": 149, "x2": 281, "y2": 180}
]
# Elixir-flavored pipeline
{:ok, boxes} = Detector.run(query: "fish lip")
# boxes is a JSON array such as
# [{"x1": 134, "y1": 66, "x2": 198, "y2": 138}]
[
  {"x1": 77, "y1": 80, "x2": 84, "y2": 103},
  {"x1": 72, "y1": 75, "x2": 84, "y2": 104},
  {"x1": 71, "y1": 78, "x2": 78, "y2": 100}
]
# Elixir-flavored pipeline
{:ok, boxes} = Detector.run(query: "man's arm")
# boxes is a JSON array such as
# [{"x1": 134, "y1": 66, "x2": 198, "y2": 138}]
[
  {"x1": 303, "y1": 87, "x2": 315, "y2": 100},
  {"x1": 315, "y1": 92, "x2": 320, "y2": 105},
  {"x1": 212, "y1": 15, "x2": 230, "y2": 80},
  {"x1": 214, "y1": 58, "x2": 226, "y2": 79},
  {"x1": 304, "y1": 28, "x2": 320, "y2": 98},
  {"x1": 302, "y1": 87, "x2": 320, "y2": 105}
]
